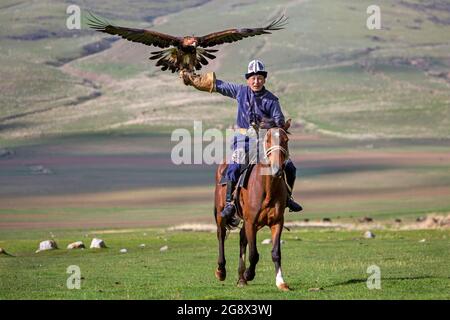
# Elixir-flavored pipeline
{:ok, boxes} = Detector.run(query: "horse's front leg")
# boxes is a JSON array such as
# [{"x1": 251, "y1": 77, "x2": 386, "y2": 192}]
[
  {"x1": 271, "y1": 222, "x2": 290, "y2": 291},
  {"x1": 244, "y1": 223, "x2": 259, "y2": 282},
  {"x1": 215, "y1": 213, "x2": 227, "y2": 281},
  {"x1": 237, "y1": 223, "x2": 248, "y2": 287}
]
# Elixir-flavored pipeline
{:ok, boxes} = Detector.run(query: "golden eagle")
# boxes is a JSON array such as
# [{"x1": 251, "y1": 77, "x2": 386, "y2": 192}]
[{"x1": 86, "y1": 12, "x2": 287, "y2": 73}]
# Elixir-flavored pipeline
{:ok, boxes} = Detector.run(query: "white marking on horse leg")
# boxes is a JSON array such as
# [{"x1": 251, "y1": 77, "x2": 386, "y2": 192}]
[
  {"x1": 276, "y1": 268, "x2": 285, "y2": 287},
  {"x1": 239, "y1": 252, "x2": 246, "y2": 274}
]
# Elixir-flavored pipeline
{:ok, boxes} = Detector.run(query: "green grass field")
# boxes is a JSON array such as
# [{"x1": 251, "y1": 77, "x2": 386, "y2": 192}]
[
  {"x1": 2, "y1": 132, "x2": 449, "y2": 300},
  {"x1": 1, "y1": 228, "x2": 449, "y2": 299}
]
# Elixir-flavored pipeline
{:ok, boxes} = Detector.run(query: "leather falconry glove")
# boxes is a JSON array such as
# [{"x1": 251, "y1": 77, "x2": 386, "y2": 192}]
[{"x1": 180, "y1": 70, "x2": 216, "y2": 93}]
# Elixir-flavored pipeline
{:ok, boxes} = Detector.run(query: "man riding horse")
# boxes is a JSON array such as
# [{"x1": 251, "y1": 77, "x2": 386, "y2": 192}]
[{"x1": 181, "y1": 59, "x2": 302, "y2": 221}]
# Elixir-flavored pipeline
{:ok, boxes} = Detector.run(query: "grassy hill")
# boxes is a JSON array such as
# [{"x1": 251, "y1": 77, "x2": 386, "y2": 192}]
[{"x1": 0, "y1": 0, "x2": 449, "y2": 141}]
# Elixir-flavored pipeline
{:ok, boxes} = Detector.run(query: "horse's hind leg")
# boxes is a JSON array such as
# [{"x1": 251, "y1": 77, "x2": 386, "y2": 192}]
[
  {"x1": 237, "y1": 223, "x2": 248, "y2": 287},
  {"x1": 271, "y1": 223, "x2": 290, "y2": 291},
  {"x1": 215, "y1": 218, "x2": 227, "y2": 281},
  {"x1": 244, "y1": 223, "x2": 259, "y2": 282}
]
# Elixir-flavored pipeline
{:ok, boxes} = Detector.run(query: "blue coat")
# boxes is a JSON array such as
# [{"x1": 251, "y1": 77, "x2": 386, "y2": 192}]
[{"x1": 215, "y1": 79, "x2": 285, "y2": 128}]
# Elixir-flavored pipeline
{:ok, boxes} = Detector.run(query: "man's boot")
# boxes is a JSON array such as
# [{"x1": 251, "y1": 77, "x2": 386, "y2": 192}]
[
  {"x1": 284, "y1": 161, "x2": 303, "y2": 212},
  {"x1": 221, "y1": 181, "x2": 237, "y2": 220},
  {"x1": 287, "y1": 193, "x2": 303, "y2": 212}
]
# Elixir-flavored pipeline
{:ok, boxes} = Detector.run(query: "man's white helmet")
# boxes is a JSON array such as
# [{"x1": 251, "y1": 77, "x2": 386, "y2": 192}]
[{"x1": 245, "y1": 59, "x2": 268, "y2": 79}]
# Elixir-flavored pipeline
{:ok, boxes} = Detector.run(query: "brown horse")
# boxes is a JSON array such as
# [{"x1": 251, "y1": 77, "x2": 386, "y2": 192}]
[{"x1": 214, "y1": 120, "x2": 291, "y2": 291}]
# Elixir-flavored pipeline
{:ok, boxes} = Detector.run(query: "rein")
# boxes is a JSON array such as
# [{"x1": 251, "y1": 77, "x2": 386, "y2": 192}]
[
  {"x1": 263, "y1": 128, "x2": 292, "y2": 193},
  {"x1": 263, "y1": 128, "x2": 290, "y2": 160}
]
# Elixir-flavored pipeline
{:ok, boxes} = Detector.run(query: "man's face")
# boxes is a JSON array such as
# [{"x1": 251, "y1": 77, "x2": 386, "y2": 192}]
[{"x1": 247, "y1": 74, "x2": 266, "y2": 92}]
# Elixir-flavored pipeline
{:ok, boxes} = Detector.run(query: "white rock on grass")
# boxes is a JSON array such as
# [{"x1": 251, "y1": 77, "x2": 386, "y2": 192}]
[
  {"x1": 139, "y1": 244, "x2": 146, "y2": 248},
  {"x1": 160, "y1": 245, "x2": 168, "y2": 252},
  {"x1": 36, "y1": 240, "x2": 58, "y2": 253},
  {"x1": 67, "y1": 241, "x2": 85, "y2": 249},
  {"x1": 0, "y1": 248, "x2": 12, "y2": 256},
  {"x1": 90, "y1": 238, "x2": 106, "y2": 249},
  {"x1": 364, "y1": 231, "x2": 376, "y2": 239},
  {"x1": 120, "y1": 248, "x2": 128, "y2": 253},
  {"x1": 261, "y1": 239, "x2": 285, "y2": 245},
  {"x1": 419, "y1": 239, "x2": 426, "y2": 243}
]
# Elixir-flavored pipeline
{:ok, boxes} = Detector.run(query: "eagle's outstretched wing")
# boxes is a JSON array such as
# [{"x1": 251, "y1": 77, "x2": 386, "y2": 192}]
[
  {"x1": 86, "y1": 11, "x2": 181, "y2": 49},
  {"x1": 197, "y1": 15, "x2": 288, "y2": 48}
]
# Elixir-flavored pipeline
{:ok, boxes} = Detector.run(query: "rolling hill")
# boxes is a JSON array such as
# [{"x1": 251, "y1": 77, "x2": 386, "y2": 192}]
[{"x1": 0, "y1": 0, "x2": 449, "y2": 142}]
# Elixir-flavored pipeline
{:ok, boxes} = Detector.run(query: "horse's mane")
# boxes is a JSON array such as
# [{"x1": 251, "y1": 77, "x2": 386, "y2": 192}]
[{"x1": 258, "y1": 118, "x2": 291, "y2": 134}]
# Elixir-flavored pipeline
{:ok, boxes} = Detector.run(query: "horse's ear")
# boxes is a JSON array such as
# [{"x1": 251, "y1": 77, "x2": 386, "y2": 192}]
[{"x1": 284, "y1": 119, "x2": 291, "y2": 131}]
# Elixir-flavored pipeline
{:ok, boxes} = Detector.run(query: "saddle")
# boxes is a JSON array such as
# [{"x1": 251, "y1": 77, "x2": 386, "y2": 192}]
[{"x1": 219, "y1": 163, "x2": 255, "y2": 189}]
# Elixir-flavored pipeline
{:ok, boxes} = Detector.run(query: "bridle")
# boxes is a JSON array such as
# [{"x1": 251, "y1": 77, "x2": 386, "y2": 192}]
[{"x1": 263, "y1": 127, "x2": 290, "y2": 161}]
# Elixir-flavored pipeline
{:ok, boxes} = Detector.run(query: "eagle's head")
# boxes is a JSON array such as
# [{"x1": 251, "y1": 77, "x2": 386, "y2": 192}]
[{"x1": 183, "y1": 36, "x2": 197, "y2": 48}]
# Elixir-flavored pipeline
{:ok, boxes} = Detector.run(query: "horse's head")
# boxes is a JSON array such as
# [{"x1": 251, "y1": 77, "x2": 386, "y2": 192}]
[{"x1": 263, "y1": 119, "x2": 291, "y2": 178}]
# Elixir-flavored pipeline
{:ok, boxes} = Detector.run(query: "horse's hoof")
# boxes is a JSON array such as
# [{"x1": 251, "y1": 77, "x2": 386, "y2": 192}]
[
  {"x1": 277, "y1": 283, "x2": 290, "y2": 291},
  {"x1": 244, "y1": 270, "x2": 255, "y2": 281},
  {"x1": 215, "y1": 268, "x2": 226, "y2": 281},
  {"x1": 237, "y1": 279, "x2": 247, "y2": 287}
]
